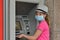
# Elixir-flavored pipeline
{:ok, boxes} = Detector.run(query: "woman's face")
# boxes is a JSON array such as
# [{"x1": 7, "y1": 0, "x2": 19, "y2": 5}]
[{"x1": 35, "y1": 11, "x2": 46, "y2": 18}]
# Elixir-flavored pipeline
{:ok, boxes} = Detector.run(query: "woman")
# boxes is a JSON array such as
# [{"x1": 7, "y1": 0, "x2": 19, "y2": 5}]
[{"x1": 17, "y1": 5, "x2": 50, "y2": 40}]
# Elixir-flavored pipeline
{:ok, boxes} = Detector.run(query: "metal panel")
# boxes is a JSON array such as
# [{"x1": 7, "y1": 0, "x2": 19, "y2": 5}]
[
  {"x1": 16, "y1": 0, "x2": 39, "y2": 3},
  {"x1": 10, "y1": 0, "x2": 15, "y2": 40},
  {"x1": 4, "y1": 0, "x2": 9, "y2": 40}
]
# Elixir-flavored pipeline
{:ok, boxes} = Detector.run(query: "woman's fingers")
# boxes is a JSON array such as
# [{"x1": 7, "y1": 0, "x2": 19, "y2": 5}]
[
  {"x1": 16, "y1": 34, "x2": 24, "y2": 38},
  {"x1": 16, "y1": 35, "x2": 20, "y2": 38}
]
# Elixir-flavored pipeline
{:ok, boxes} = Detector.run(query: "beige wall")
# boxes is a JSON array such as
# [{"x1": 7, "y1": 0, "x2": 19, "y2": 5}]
[
  {"x1": 46, "y1": 0, "x2": 60, "y2": 40},
  {"x1": 54, "y1": 0, "x2": 60, "y2": 40}
]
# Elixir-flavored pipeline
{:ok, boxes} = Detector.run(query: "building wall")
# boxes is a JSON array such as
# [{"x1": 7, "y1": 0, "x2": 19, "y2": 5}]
[
  {"x1": 46, "y1": 0, "x2": 60, "y2": 40},
  {"x1": 54, "y1": 0, "x2": 60, "y2": 40}
]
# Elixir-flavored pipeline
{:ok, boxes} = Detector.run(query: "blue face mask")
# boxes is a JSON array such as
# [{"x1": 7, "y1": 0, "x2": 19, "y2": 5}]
[{"x1": 35, "y1": 15, "x2": 44, "y2": 21}]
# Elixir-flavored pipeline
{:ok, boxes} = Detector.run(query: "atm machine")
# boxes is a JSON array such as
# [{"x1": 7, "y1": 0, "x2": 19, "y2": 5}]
[{"x1": 15, "y1": 1, "x2": 38, "y2": 40}]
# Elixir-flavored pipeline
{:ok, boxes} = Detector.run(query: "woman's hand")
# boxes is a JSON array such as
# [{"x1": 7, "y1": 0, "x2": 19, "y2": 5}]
[
  {"x1": 16, "y1": 34, "x2": 25, "y2": 38},
  {"x1": 16, "y1": 34, "x2": 36, "y2": 40}
]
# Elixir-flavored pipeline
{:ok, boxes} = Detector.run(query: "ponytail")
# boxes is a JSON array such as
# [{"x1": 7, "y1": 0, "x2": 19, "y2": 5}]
[{"x1": 45, "y1": 14, "x2": 50, "y2": 25}]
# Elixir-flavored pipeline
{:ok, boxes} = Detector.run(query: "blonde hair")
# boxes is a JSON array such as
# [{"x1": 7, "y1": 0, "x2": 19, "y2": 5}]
[
  {"x1": 42, "y1": 12, "x2": 50, "y2": 26},
  {"x1": 45, "y1": 14, "x2": 50, "y2": 25}
]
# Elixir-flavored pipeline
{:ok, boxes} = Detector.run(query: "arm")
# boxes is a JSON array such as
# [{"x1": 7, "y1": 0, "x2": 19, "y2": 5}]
[
  {"x1": 33, "y1": 29, "x2": 42, "y2": 39},
  {"x1": 17, "y1": 30, "x2": 42, "y2": 40}
]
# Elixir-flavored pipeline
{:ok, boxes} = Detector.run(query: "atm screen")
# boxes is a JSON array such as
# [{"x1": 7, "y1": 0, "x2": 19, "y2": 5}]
[{"x1": 16, "y1": 21, "x2": 22, "y2": 32}]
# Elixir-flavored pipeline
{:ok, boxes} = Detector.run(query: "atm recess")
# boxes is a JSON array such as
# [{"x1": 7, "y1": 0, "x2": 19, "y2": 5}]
[
  {"x1": 16, "y1": 1, "x2": 38, "y2": 40},
  {"x1": 16, "y1": 1, "x2": 38, "y2": 15}
]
